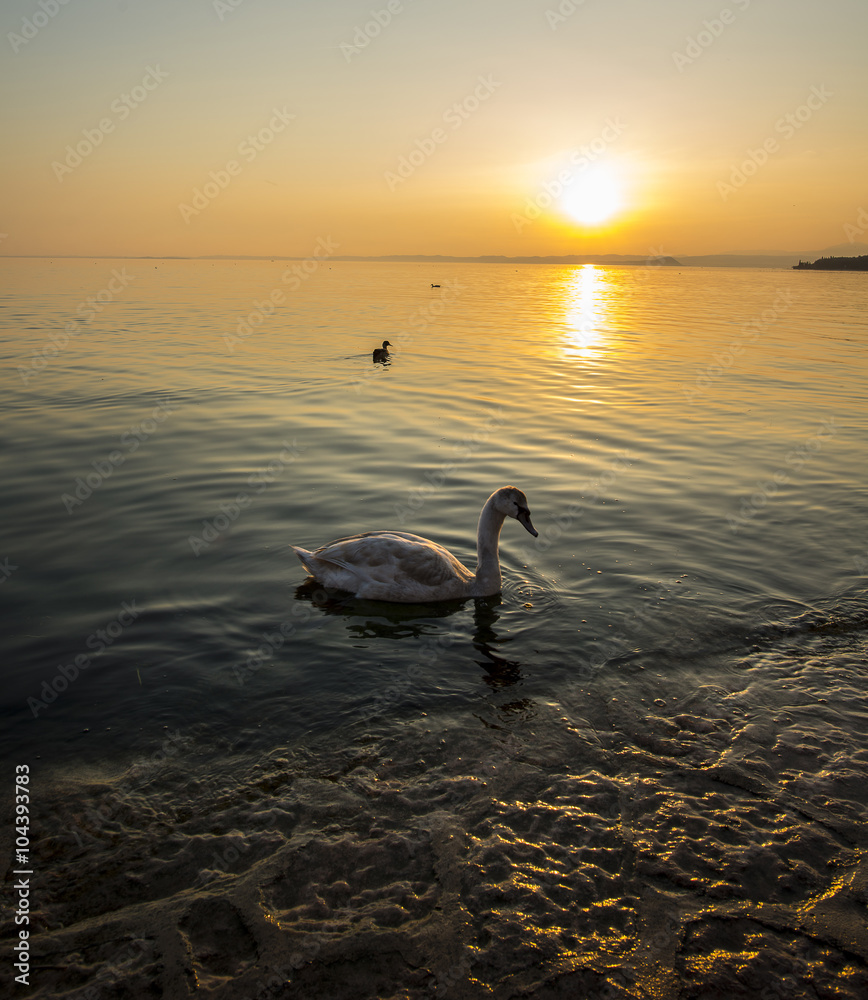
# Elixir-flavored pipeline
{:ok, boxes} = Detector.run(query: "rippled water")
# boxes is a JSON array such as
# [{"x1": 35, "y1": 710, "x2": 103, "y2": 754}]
[{"x1": 1, "y1": 258, "x2": 867, "y2": 998}]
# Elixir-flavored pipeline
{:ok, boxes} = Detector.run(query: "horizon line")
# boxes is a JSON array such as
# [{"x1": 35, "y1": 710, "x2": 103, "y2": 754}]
[{"x1": 2, "y1": 246, "x2": 864, "y2": 264}]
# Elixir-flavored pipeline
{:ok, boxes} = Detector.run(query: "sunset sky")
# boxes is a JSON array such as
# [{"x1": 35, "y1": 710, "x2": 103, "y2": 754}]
[{"x1": 1, "y1": 0, "x2": 866, "y2": 258}]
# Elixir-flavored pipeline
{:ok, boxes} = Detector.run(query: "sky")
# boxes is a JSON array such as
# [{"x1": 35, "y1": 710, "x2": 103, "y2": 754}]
[{"x1": 1, "y1": 0, "x2": 866, "y2": 258}]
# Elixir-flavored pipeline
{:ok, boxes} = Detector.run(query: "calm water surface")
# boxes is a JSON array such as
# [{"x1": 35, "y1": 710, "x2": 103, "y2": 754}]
[{"x1": 1, "y1": 259, "x2": 866, "y2": 998}]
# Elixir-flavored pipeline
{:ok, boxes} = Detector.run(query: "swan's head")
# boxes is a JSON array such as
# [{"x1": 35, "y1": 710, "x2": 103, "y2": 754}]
[{"x1": 492, "y1": 486, "x2": 538, "y2": 537}]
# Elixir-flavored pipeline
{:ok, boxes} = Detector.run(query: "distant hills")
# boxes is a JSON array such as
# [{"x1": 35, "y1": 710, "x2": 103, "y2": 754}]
[
  {"x1": 317, "y1": 253, "x2": 685, "y2": 267},
  {"x1": 680, "y1": 242, "x2": 868, "y2": 269},
  {"x1": 7, "y1": 243, "x2": 868, "y2": 268},
  {"x1": 198, "y1": 243, "x2": 868, "y2": 269}
]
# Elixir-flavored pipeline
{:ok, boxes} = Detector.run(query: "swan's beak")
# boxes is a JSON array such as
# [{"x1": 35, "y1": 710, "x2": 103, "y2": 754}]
[{"x1": 516, "y1": 507, "x2": 538, "y2": 537}]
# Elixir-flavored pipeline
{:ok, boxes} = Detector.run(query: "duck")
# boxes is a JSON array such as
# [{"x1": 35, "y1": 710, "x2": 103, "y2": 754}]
[
  {"x1": 431, "y1": 283, "x2": 440, "y2": 288},
  {"x1": 291, "y1": 486, "x2": 538, "y2": 602},
  {"x1": 372, "y1": 340, "x2": 392, "y2": 362}
]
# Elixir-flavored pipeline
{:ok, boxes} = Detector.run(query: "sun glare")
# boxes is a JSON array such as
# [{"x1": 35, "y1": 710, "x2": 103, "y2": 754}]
[{"x1": 560, "y1": 166, "x2": 624, "y2": 226}]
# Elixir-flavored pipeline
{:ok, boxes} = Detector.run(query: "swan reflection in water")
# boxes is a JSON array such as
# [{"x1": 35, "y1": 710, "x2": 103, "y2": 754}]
[{"x1": 293, "y1": 581, "x2": 524, "y2": 689}]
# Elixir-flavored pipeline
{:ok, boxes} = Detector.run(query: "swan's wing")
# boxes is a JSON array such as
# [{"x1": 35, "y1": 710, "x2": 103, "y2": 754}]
[
  {"x1": 317, "y1": 532, "x2": 468, "y2": 585},
  {"x1": 293, "y1": 530, "x2": 473, "y2": 596}
]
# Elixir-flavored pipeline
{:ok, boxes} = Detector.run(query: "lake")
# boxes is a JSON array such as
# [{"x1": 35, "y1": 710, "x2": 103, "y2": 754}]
[{"x1": 1, "y1": 257, "x2": 867, "y2": 998}]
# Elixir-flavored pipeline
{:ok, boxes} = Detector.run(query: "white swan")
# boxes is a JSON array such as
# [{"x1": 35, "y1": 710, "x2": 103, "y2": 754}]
[
  {"x1": 372, "y1": 340, "x2": 392, "y2": 362},
  {"x1": 291, "y1": 486, "x2": 538, "y2": 602}
]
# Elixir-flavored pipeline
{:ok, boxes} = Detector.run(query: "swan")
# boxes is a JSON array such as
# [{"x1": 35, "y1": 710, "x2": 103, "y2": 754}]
[
  {"x1": 291, "y1": 486, "x2": 538, "y2": 602},
  {"x1": 372, "y1": 340, "x2": 392, "y2": 362}
]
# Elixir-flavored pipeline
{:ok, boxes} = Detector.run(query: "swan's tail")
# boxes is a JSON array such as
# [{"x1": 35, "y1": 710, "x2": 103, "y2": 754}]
[{"x1": 290, "y1": 545, "x2": 317, "y2": 576}]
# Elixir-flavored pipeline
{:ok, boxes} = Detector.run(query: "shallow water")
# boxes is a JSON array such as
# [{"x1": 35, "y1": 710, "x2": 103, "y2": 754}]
[{"x1": 1, "y1": 259, "x2": 867, "y2": 998}]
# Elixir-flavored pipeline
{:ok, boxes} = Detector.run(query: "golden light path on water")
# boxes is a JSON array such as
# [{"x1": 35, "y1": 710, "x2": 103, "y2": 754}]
[{"x1": 562, "y1": 264, "x2": 608, "y2": 356}]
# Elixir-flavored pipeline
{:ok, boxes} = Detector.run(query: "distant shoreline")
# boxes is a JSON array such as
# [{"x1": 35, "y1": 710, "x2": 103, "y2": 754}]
[
  {"x1": 792, "y1": 255, "x2": 868, "y2": 271},
  {"x1": 3, "y1": 249, "x2": 867, "y2": 269}
]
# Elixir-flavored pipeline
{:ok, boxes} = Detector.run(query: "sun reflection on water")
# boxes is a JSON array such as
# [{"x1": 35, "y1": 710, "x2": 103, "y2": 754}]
[
  {"x1": 562, "y1": 264, "x2": 608, "y2": 357},
  {"x1": 560, "y1": 264, "x2": 632, "y2": 359}
]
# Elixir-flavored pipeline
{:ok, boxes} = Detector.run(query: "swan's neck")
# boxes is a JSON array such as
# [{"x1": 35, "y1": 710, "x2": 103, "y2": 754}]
[{"x1": 474, "y1": 497, "x2": 506, "y2": 593}]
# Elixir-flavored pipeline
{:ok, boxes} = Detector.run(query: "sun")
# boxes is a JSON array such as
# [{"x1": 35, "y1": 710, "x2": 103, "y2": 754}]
[{"x1": 560, "y1": 166, "x2": 624, "y2": 226}]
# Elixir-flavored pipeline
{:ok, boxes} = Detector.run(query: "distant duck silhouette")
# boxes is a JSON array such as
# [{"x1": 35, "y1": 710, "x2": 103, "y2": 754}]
[
  {"x1": 372, "y1": 340, "x2": 392, "y2": 362},
  {"x1": 431, "y1": 283, "x2": 440, "y2": 288}
]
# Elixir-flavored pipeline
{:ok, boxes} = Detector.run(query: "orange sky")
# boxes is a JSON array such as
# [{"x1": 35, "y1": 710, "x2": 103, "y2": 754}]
[{"x1": 1, "y1": 0, "x2": 866, "y2": 258}]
